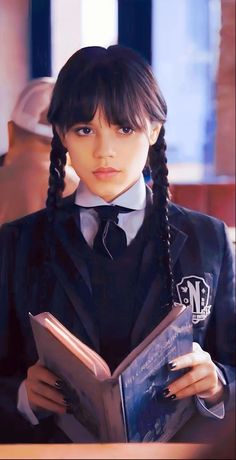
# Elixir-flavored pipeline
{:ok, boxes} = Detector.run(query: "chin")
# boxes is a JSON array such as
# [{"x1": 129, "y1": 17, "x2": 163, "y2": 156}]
[{"x1": 98, "y1": 187, "x2": 124, "y2": 202}]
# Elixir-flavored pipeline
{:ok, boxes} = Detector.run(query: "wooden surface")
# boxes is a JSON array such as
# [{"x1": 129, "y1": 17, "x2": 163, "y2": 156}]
[
  {"x1": 0, "y1": 413, "x2": 235, "y2": 459},
  {"x1": 0, "y1": 443, "x2": 206, "y2": 459}
]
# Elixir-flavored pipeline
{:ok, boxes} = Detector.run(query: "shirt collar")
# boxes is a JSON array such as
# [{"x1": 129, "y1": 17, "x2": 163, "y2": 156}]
[{"x1": 75, "y1": 175, "x2": 146, "y2": 210}]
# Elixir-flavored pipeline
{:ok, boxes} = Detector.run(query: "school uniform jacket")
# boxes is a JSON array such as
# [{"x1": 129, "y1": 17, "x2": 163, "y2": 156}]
[{"x1": 0, "y1": 194, "x2": 235, "y2": 442}]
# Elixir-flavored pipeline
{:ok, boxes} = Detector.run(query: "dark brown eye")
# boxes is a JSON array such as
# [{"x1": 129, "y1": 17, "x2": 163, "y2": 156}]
[
  {"x1": 75, "y1": 127, "x2": 93, "y2": 136},
  {"x1": 119, "y1": 127, "x2": 133, "y2": 135}
]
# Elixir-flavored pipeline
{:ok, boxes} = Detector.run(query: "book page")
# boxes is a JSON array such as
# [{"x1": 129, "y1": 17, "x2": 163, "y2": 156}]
[
  {"x1": 30, "y1": 312, "x2": 111, "y2": 379},
  {"x1": 112, "y1": 303, "x2": 185, "y2": 378},
  {"x1": 30, "y1": 305, "x2": 185, "y2": 380},
  {"x1": 30, "y1": 315, "x2": 117, "y2": 442}
]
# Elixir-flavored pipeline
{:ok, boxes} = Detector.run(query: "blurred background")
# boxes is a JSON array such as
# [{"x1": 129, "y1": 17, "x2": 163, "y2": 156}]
[{"x1": 0, "y1": 0, "x2": 235, "y2": 230}]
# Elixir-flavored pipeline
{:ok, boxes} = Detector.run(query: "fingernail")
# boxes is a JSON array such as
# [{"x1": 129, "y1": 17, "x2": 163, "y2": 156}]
[
  {"x1": 63, "y1": 397, "x2": 71, "y2": 406},
  {"x1": 54, "y1": 380, "x2": 64, "y2": 389},
  {"x1": 168, "y1": 394, "x2": 177, "y2": 400},
  {"x1": 162, "y1": 388, "x2": 170, "y2": 397},
  {"x1": 66, "y1": 406, "x2": 73, "y2": 414},
  {"x1": 168, "y1": 361, "x2": 177, "y2": 370}
]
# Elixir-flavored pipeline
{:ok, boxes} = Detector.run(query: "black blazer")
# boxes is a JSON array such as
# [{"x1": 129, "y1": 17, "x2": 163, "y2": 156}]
[{"x1": 0, "y1": 194, "x2": 235, "y2": 442}]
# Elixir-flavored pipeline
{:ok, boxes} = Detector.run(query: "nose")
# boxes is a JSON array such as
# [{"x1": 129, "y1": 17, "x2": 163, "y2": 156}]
[{"x1": 93, "y1": 133, "x2": 116, "y2": 159}]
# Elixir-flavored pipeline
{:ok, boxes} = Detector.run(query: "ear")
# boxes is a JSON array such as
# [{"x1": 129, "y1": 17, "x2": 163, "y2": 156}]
[
  {"x1": 56, "y1": 126, "x2": 67, "y2": 149},
  {"x1": 149, "y1": 123, "x2": 162, "y2": 146}
]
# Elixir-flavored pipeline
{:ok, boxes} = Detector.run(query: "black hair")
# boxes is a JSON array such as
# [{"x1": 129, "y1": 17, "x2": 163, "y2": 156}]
[{"x1": 46, "y1": 45, "x2": 174, "y2": 308}]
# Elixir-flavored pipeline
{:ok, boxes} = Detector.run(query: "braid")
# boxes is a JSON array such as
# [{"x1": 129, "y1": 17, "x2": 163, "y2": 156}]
[
  {"x1": 46, "y1": 127, "x2": 67, "y2": 223},
  {"x1": 41, "y1": 128, "x2": 67, "y2": 310},
  {"x1": 149, "y1": 126, "x2": 174, "y2": 307}
]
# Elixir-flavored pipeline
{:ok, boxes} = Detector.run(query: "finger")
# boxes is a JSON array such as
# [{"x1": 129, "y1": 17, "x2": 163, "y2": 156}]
[
  {"x1": 192, "y1": 342, "x2": 203, "y2": 352},
  {"x1": 163, "y1": 364, "x2": 214, "y2": 398},
  {"x1": 169, "y1": 348, "x2": 212, "y2": 371},
  {"x1": 27, "y1": 363, "x2": 63, "y2": 388},
  {"x1": 172, "y1": 376, "x2": 219, "y2": 400},
  {"x1": 28, "y1": 390, "x2": 68, "y2": 414},
  {"x1": 26, "y1": 380, "x2": 69, "y2": 406}
]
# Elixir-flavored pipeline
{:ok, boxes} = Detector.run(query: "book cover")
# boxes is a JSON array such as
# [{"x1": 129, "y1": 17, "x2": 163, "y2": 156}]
[
  {"x1": 120, "y1": 306, "x2": 194, "y2": 442},
  {"x1": 30, "y1": 304, "x2": 194, "y2": 443}
]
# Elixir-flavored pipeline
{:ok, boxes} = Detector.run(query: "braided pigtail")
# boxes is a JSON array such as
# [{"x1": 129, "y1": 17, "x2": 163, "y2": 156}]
[
  {"x1": 149, "y1": 126, "x2": 174, "y2": 307},
  {"x1": 41, "y1": 129, "x2": 67, "y2": 309},
  {"x1": 46, "y1": 127, "x2": 67, "y2": 223}
]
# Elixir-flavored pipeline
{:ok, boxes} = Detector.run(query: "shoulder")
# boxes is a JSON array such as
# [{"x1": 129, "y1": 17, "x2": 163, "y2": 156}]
[
  {"x1": 0, "y1": 209, "x2": 46, "y2": 264},
  {"x1": 169, "y1": 201, "x2": 225, "y2": 229},
  {"x1": 168, "y1": 203, "x2": 235, "y2": 280},
  {"x1": 168, "y1": 202, "x2": 229, "y2": 247},
  {"x1": 0, "y1": 193, "x2": 76, "y2": 241},
  {"x1": 0, "y1": 207, "x2": 47, "y2": 235}
]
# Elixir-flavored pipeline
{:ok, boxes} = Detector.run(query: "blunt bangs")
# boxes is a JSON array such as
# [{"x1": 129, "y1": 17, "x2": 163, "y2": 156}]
[{"x1": 48, "y1": 45, "x2": 167, "y2": 132}]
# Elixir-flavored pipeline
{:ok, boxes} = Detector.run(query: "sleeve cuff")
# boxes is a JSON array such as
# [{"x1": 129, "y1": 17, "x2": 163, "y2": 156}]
[
  {"x1": 195, "y1": 364, "x2": 227, "y2": 419},
  {"x1": 17, "y1": 380, "x2": 40, "y2": 425},
  {"x1": 195, "y1": 396, "x2": 225, "y2": 419}
]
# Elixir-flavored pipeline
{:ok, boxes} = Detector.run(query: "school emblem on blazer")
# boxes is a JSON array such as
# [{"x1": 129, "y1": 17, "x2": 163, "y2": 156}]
[{"x1": 176, "y1": 275, "x2": 212, "y2": 324}]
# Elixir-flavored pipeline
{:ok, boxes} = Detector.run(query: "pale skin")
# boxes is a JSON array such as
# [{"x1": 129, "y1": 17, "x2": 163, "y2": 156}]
[{"x1": 25, "y1": 108, "x2": 224, "y2": 414}]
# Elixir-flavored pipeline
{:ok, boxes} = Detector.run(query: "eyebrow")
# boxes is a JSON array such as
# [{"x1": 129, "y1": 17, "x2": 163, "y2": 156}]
[
  {"x1": 71, "y1": 119, "x2": 136, "y2": 129},
  {"x1": 72, "y1": 120, "x2": 110, "y2": 128},
  {"x1": 72, "y1": 121, "x2": 94, "y2": 126}
]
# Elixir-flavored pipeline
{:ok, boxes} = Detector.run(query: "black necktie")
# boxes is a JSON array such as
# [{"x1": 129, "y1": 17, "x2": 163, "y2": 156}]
[{"x1": 93, "y1": 205, "x2": 132, "y2": 259}]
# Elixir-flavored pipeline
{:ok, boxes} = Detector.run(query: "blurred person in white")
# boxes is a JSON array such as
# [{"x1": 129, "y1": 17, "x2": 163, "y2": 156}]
[{"x1": 0, "y1": 78, "x2": 79, "y2": 225}]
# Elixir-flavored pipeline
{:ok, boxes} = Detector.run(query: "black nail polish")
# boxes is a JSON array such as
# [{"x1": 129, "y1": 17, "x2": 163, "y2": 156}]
[
  {"x1": 54, "y1": 380, "x2": 64, "y2": 389},
  {"x1": 63, "y1": 397, "x2": 71, "y2": 405},
  {"x1": 162, "y1": 388, "x2": 170, "y2": 397},
  {"x1": 168, "y1": 362, "x2": 176, "y2": 370},
  {"x1": 66, "y1": 406, "x2": 73, "y2": 414},
  {"x1": 169, "y1": 394, "x2": 176, "y2": 400}
]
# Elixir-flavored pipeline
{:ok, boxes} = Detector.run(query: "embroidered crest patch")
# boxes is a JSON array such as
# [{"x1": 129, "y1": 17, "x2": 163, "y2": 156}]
[{"x1": 176, "y1": 275, "x2": 212, "y2": 324}]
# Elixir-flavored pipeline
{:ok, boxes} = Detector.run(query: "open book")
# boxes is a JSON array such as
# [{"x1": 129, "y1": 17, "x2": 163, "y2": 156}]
[{"x1": 30, "y1": 304, "x2": 194, "y2": 443}]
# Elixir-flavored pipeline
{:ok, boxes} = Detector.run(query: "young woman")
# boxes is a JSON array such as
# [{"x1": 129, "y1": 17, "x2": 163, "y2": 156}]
[{"x1": 0, "y1": 45, "x2": 235, "y2": 443}]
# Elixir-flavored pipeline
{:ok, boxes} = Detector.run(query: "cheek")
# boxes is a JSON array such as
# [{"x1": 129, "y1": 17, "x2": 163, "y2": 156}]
[
  {"x1": 67, "y1": 150, "x2": 79, "y2": 168},
  {"x1": 131, "y1": 140, "x2": 149, "y2": 166},
  {"x1": 70, "y1": 158, "x2": 89, "y2": 178},
  {"x1": 66, "y1": 143, "x2": 87, "y2": 168},
  {"x1": 67, "y1": 153, "x2": 87, "y2": 180},
  {"x1": 126, "y1": 134, "x2": 149, "y2": 151}
]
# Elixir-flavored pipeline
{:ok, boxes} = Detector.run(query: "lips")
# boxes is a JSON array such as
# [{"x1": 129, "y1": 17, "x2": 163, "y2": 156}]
[
  {"x1": 93, "y1": 167, "x2": 120, "y2": 179},
  {"x1": 93, "y1": 167, "x2": 119, "y2": 173}
]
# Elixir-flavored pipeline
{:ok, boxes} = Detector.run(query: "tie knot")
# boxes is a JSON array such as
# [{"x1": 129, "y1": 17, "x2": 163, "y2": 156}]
[
  {"x1": 94, "y1": 205, "x2": 131, "y2": 224},
  {"x1": 92, "y1": 205, "x2": 133, "y2": 258}
]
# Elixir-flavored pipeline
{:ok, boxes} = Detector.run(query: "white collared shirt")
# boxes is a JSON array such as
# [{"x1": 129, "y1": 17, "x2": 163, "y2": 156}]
[{"x1": 75, "y1": 175, "x2": 146, "y2": 246}]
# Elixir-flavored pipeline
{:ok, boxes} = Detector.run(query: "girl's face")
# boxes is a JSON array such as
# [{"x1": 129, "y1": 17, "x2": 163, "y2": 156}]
[{"x1": 60, "y1": 108, "x2": 161, "y2": 202}]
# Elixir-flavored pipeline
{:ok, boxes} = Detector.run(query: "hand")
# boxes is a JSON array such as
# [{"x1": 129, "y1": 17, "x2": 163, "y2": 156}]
[
  {"x1": 163, "y1": 342, "x2": 224, "y2": 406},
  {"x1": 25, "y1": 361, "x2": 69, "y2": 414}
]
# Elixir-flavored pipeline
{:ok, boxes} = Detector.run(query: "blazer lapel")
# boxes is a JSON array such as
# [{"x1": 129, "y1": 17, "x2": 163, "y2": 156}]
[
  {"x1": 131, "y1": 207, "x2": 188, "y2": 348},
  {"x1": 51, "y1": 200, "x2": 99, "y2": 350}
]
